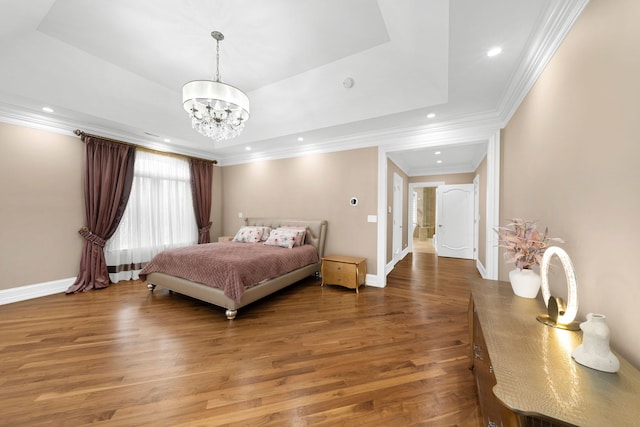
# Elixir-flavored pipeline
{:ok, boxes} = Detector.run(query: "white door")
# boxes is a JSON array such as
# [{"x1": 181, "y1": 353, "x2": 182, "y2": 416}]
[
  {"x1": 392, "y1": 173, "x2": 403, "y2": 260},
  {"x1": 435, "y1": 184, "x2": 474, "y2": 259}
]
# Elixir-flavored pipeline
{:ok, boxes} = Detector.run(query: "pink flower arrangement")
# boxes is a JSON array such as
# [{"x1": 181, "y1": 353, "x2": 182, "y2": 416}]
[{"x1": 495, "y1": 218, "x2": 563, "y2": 270}]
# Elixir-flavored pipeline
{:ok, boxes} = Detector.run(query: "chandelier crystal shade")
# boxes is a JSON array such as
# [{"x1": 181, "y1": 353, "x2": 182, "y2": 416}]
[{"x1": 182, "y1": 31, "x2": 250, "y2": 141}]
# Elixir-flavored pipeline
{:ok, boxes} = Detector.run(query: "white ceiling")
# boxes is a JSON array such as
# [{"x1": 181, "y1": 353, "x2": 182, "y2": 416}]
[{"x1": 0, "y1": 0, "x2": 588, "y2": 174}]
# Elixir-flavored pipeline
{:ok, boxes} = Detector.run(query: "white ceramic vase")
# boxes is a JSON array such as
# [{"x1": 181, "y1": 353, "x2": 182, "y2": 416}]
[
  {"x1": 508, "y1": 268, "x2": 541, "y2": 298},
  {"x1": 572, "y1": 313, "x2": 620, "y2": 373}
]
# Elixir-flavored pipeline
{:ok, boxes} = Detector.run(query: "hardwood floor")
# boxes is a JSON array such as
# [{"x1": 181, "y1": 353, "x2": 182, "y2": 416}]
[{"x1": 0, "y1": 253, "x2": 483, "y2": 426}]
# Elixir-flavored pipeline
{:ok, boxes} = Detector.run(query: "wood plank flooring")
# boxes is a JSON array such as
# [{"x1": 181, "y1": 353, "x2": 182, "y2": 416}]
[{"x1": 0, "y1": 253, "x2": 482, "y2": 426}]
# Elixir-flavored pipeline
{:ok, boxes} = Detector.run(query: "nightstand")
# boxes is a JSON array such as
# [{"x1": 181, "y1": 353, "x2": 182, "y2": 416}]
[
  {"x1": 218, "y1": 236, "x2": 233, "y2": 242},
  {"x1": 321, "y1": 255, "x2": 366, "y2": 293}
]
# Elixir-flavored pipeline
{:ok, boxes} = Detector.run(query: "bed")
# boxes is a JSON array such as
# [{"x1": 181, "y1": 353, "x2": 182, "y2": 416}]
[{"x1": 140, "y1": 218, "x2": 328, "y2": 320}]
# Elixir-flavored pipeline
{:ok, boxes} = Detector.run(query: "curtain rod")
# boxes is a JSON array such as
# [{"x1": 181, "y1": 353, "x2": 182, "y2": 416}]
[{"x1": 73, "y1": 130, "x2": 218, "y2": 165}]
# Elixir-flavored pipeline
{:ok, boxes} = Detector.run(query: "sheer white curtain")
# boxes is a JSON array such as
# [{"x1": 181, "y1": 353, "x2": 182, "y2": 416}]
[{"x1": 105, "y1": 150, "x2": 198, "y2": 282}]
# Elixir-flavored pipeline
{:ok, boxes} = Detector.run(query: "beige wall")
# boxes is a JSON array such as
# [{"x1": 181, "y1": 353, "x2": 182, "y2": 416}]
[
  {"x1": 221, "y1": 147, "x2": 378, "y2": 275},
  {"x1": 0, "y1": 122, "x2": 84, "y2": 290},
  {"x1": 0, "y1": 122, "x2": 222, "y2": 292},
  {"x1": 501, "y1": 0, "x2": 640, "y2": 367}
]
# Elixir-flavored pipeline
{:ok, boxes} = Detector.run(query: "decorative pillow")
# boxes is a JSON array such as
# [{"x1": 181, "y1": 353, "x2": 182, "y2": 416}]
[
  {"x1": 277, "y1": 226, "x2": 307, "y2": 247},
  {"x1": 256, "y1": 226, "x2": 272, "y2": 241},
  {"x1": 263, "y1": 228, "x2": 301, "y2": 249},
  {"x1": 232, "y1": 226, "x2": 263, "y2": 243}
]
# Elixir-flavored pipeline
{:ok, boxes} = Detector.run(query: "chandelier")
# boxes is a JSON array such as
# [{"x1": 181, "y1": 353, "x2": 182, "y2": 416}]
[{"x1": 182, "y1": 31, "x2": 250, "y2": 141}]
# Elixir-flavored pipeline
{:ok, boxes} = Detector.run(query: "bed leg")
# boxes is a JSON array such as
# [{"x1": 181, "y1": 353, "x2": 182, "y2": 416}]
[
  {"x1": 225, "y1": 309, "x2": 237, "y2": 320},
  {"x1": 147, "y1": 283, "x2": 156, "y2": 292}
]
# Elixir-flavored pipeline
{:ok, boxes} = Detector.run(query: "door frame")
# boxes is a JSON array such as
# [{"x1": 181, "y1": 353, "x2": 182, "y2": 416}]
[
  {"x1": 376, "y1": 129, "x2": 500, "y2": 287},
  {"x1": 392, "y1": 172, "x2": 403, "y2": 262},
  {"x1": 407, "y1": 181, "x2": 444, "y2": 253},
  {"x1": 473, "y1": 174, "x2": 480, "y2": 263}
]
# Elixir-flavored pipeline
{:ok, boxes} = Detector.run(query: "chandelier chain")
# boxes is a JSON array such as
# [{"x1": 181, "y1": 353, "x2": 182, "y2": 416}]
[{"x1": 215, "y1": 37, "x2": 221, "y2": 82}]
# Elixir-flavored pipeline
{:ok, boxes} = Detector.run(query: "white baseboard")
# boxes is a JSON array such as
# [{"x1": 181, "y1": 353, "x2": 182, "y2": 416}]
[
  {"x1": 0, "y1": 278, "x2": 74, "y2": 305},
  {"x1": 365, "y1": 273, "x2": 383, "y2": 288},
  {"x1": 476, "y1": 259, "x2": 488, "y2": 278}
]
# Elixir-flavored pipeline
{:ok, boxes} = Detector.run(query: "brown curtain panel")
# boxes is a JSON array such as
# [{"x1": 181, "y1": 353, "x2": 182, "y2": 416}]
[
  {"x1": 190, "y1": 158, "x2": 213, "y2": 244},
  {"x1": 66, "y1": 136, "x2": 135, "y2": 293}
]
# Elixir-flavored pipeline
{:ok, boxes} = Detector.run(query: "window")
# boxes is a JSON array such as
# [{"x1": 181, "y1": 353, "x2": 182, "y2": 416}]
[{"x1": 105, "y1": 150, "x2": 197, "y2": 282}]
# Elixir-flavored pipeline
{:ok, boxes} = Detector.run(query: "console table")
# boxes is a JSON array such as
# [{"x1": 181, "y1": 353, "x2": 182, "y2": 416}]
[{"x1": 469, "y1": 277, "x2": 640, "y2": 427}]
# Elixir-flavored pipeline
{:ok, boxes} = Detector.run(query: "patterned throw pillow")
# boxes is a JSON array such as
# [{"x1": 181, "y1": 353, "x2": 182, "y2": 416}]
[
  {"x1": 277, "y1": 226, "x2": 307, "y2": 247},
  {"x1": 232, "y1": 226, "x2": 264, "y2": 243},
  {"x1": 263, "y1": 228, "x2": 301, "y2": 249},
  {"x1": 256, "y1": 226, "x2": 272, "y2": 241}
]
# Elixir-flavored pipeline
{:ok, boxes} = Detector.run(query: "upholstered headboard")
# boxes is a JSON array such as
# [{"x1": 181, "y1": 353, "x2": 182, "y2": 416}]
[{"x1": 244, "y1": 218, "x2": 328, "y2": 258}]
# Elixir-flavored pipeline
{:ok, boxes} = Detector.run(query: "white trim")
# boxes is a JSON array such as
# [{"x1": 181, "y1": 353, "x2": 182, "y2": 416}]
[
  {"x1": 476, "y1": 259, "x2": 488, "y2": 279},
  {"x1": 365, "y1": 273, "x2": 382, "y2": 288},
  {"x1": 473, "y1": 174, "x2": 480, "y2": 265},
  {"x1": 0, "y1": 103, "x2": 219, "y2": 162},
  {"x1": 365, "y1": 275, "x2": 382, "y2": 289},
  {"x1": 376, "y1": 146, "x2": 388, "y2": 288},
  {"x1": 404, "y1": 164, "x2": 478, "y2": 177},
  {"x1": 484, "y1": 131, "x2": 500, "y2": 280},
  {"x1": 392, "y1": 172, "x2": 403, "y2": 264},
  {"x1": 0, "y1": 278, "x2": 74, "y2": 305}
]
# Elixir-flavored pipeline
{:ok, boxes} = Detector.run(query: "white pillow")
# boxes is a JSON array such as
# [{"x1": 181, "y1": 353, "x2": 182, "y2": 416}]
[
  {"x1": 232, "y1": 226, "x2": 264, "y2": 243},
  {"x1": 277, "y1": 226, "x2": 307, "y2": 247},
  {"x1": 263, "y1": 228, "x2": 301, "y2": 249},
  {"x1": 256, "y1": 226, "x2": 272, "y2": 241}
]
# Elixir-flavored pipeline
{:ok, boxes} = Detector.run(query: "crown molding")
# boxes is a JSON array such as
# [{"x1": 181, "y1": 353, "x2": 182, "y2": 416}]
[
  {"x1": 0, "y1": 102, "x2": 219, "y2": 161},
  {"x1": 497, "y1": 0, "x2": 591, "y2": 127},
  {"x1": 219, "y1": 110, "x2": 504, "y2": 166},
  {"x1": 407, "y1": 164, "x2": 477, "y2": 177}
]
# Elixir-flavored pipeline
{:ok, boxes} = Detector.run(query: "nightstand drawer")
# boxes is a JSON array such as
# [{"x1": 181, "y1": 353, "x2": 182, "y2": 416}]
[{"x1": 323, "y1": 261, "x2": 358, "y2": 287}]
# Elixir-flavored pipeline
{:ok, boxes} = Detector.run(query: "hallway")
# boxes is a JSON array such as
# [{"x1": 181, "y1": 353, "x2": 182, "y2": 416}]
[{"x1": 412, "y1": 237, "x2": 436, "y2": 254}]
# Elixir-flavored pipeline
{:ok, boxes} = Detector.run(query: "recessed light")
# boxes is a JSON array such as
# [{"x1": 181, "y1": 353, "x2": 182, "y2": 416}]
[
  {"x1": 42, "y1": 106, "x2": 54, "y2": 113},
  {"x1": 436, "y1": 160, "x2": 443, "y2": 164},
  {"x1": 297, "y1": 137, "x2": 304, "y2": 142},
  {"x1": 487, "y1": 47, "x2": 502, "y2": 57},
  {"x1": 245, "y1": 146, "x2": 251, "y2": 151},
  {"x1": 427, "y1": 113, "x2": 436, "y2": 119},
  {"x1": 163, "y1": 138, "x2": 171, "y2": 143},
  {"x1": 435, "y1": 151, "x2": 441, "y2": 155}
]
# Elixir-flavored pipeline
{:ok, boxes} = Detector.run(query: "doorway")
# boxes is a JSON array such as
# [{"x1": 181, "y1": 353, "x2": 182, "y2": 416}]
[
  {"x1": 408, "y1": 181, "x2": 443, "y2": 255},
  {"x1": 412, "y1": 187, "x2": 436, "y2": 254}
]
